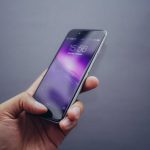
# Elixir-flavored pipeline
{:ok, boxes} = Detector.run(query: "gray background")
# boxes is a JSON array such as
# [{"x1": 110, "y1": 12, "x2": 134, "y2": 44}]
[{"x1": 0, "y1": 0, "x2": 150, "y2": 150}]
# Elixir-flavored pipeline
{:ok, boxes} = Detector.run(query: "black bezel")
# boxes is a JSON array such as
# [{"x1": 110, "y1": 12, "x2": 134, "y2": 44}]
[{"x1": 33, "y1": 29, "x2": 106, "y2": 123}]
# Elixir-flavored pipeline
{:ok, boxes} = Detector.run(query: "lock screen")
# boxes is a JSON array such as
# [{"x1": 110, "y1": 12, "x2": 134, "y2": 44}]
[{"x1": 34, "y1": 30, "x2": 105, "y2": 121}]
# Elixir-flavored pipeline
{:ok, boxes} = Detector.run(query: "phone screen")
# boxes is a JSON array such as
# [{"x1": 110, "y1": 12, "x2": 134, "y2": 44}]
[{"x1": 33, "y1": 29, "x2": 106, "y2": 122}]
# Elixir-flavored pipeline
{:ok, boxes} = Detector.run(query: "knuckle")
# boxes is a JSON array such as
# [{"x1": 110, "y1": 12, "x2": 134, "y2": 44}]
[
  {"x1": 21, "y1": 92, "x2": 30, "y2": 100},
  {"x1": 71, "y1": 121, "x2": 78, "y2": 129},
  {"x1": 19, "y1": 92, "x2": 31, "y2": 108},
  {"x1": 76, "y1": 101, "x2": 84, "y2": 113}
]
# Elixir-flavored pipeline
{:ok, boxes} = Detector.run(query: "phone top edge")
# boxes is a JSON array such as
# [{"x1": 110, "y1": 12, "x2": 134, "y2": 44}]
[
  {"x1": 68, "y1": 29, "x2": 107, "y2": 35},
  {"x1": 69, "y1": 28, "x2": 107, "y2": 32}
]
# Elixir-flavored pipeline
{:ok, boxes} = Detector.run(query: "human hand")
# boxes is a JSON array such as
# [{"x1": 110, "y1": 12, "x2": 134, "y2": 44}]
[{"x1": 0, "y1": 70, "x2": 99, "y2": 150}]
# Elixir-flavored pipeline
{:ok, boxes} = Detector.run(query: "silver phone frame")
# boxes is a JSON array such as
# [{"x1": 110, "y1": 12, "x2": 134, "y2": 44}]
[
  {"x1": 69, "y1": 30, "x2": 107, "y2": 107},
  {"x1": 34, "y1": 29, "x2": 107, "y2": 123}
]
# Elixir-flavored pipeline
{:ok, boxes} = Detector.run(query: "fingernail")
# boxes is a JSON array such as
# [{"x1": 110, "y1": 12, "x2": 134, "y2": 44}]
[
  {"x1": 71, "y1": 107, "x2": 80, "y2": 118},
  {"x1": 35, "y1": 101, "x2": 47, "y2": 110},
  {"x1": 62, "y1": 118, "x2": 72, "y2": 128}
]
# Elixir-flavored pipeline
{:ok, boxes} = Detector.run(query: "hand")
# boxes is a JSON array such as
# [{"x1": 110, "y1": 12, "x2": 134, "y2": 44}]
[{"x1": 0, "y1": 70, "x2": 99, "y2": 150}]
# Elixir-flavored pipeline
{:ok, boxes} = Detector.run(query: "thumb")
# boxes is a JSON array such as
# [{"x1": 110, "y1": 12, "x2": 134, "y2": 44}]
[{"x1": 0, "y1": 92, "x2": 47, "y2": 118}]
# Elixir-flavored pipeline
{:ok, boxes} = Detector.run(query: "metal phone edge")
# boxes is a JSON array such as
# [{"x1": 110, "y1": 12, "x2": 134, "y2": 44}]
[
  {"x1": 68, "y1": 30, "x2": 107, "y2": 110},
  {"x1": 42, "y1": 30, "x2": 107, "y2": 123}
]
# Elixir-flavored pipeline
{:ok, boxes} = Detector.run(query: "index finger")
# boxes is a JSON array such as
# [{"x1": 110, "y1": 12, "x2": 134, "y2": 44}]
[{"x1": 26, "y1": 69, "x2": 47, "y2": 96}]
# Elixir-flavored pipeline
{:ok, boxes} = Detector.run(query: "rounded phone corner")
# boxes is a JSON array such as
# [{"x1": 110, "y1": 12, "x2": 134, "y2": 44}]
[{"x1": 103, "y1": 30, "x2": 107, "y2": 37}]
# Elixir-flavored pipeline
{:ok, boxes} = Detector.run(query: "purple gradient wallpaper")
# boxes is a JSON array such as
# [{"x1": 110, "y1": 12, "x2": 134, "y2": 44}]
[{"x1": 34, "y1": 30, "x2": 104, "y2": 120}]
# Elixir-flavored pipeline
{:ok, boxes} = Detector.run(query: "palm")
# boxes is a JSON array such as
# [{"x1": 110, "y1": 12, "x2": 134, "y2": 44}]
[
  {"x1": 17, "y1": 71, "x2": 67, "y2": 149},
  {"x1": 0, "y1": 111, "x2": 64, "y2": 150},
  {"x1": 18, "y1": 112, "x2": 64, "y2": 149},
  {"x1": 0, "y1": 71, "x2": 99, "y2": 150},
  {"x1": 0, "y1": 71, "x2": 66, "y2": 150}
]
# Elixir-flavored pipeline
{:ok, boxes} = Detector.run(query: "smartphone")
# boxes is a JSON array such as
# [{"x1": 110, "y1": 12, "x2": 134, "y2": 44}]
[{"x1": 33, "y1": 29, "x2": 107, "y2": 123}]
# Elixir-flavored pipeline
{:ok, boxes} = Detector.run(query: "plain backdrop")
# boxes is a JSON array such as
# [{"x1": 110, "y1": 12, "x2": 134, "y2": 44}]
[{"x1": 0, "y1": 0, "x2": 150, "y2": 150}]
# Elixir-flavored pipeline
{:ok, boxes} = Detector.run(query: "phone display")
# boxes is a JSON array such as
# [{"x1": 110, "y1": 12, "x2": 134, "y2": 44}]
[{"x1": 33, "y1": 29, "x2": 107, "y2": 122}]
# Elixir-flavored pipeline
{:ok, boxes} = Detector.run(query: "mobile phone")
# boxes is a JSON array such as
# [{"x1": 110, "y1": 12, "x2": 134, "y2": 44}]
[{"x1": 33, "y1": 29, "x2": 107, "y2": 123}]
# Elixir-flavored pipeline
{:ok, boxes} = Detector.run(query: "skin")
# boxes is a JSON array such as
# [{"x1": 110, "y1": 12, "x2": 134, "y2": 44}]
[{"x1": 0, "y1": 70, "x2": 99, "y2": 150}]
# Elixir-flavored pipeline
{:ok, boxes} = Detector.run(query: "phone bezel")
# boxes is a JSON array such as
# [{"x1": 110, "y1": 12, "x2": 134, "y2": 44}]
[{"x1": 33, "y1": 29, "x2": 107, "y2": 123}]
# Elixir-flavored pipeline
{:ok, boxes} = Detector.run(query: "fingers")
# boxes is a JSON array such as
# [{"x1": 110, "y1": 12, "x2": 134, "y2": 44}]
[
  {"x1": 59, "y1": 75, "x2": 99, "y2": 133},
  {"x1": 81, "y1": 76, "x2": 99, "y2": 93},
  {"x1": 26, "y1": 69, "x2": 47, "y2": 96},
  {"x1": 25, "y1": 70, "x2": 99, "y2": 132},
  {"x1": 67, "y1": 101, "x2": 84, "y2": 120},
  {"x1": 18, "y1": 92, "x2": 47, "y2": 115},
  {"x1": 0, "y1": 92, "x2": 47, "y2": 118},
  {"x1": 59, "y1": 101, "x2": 83, "y2": 132}
]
